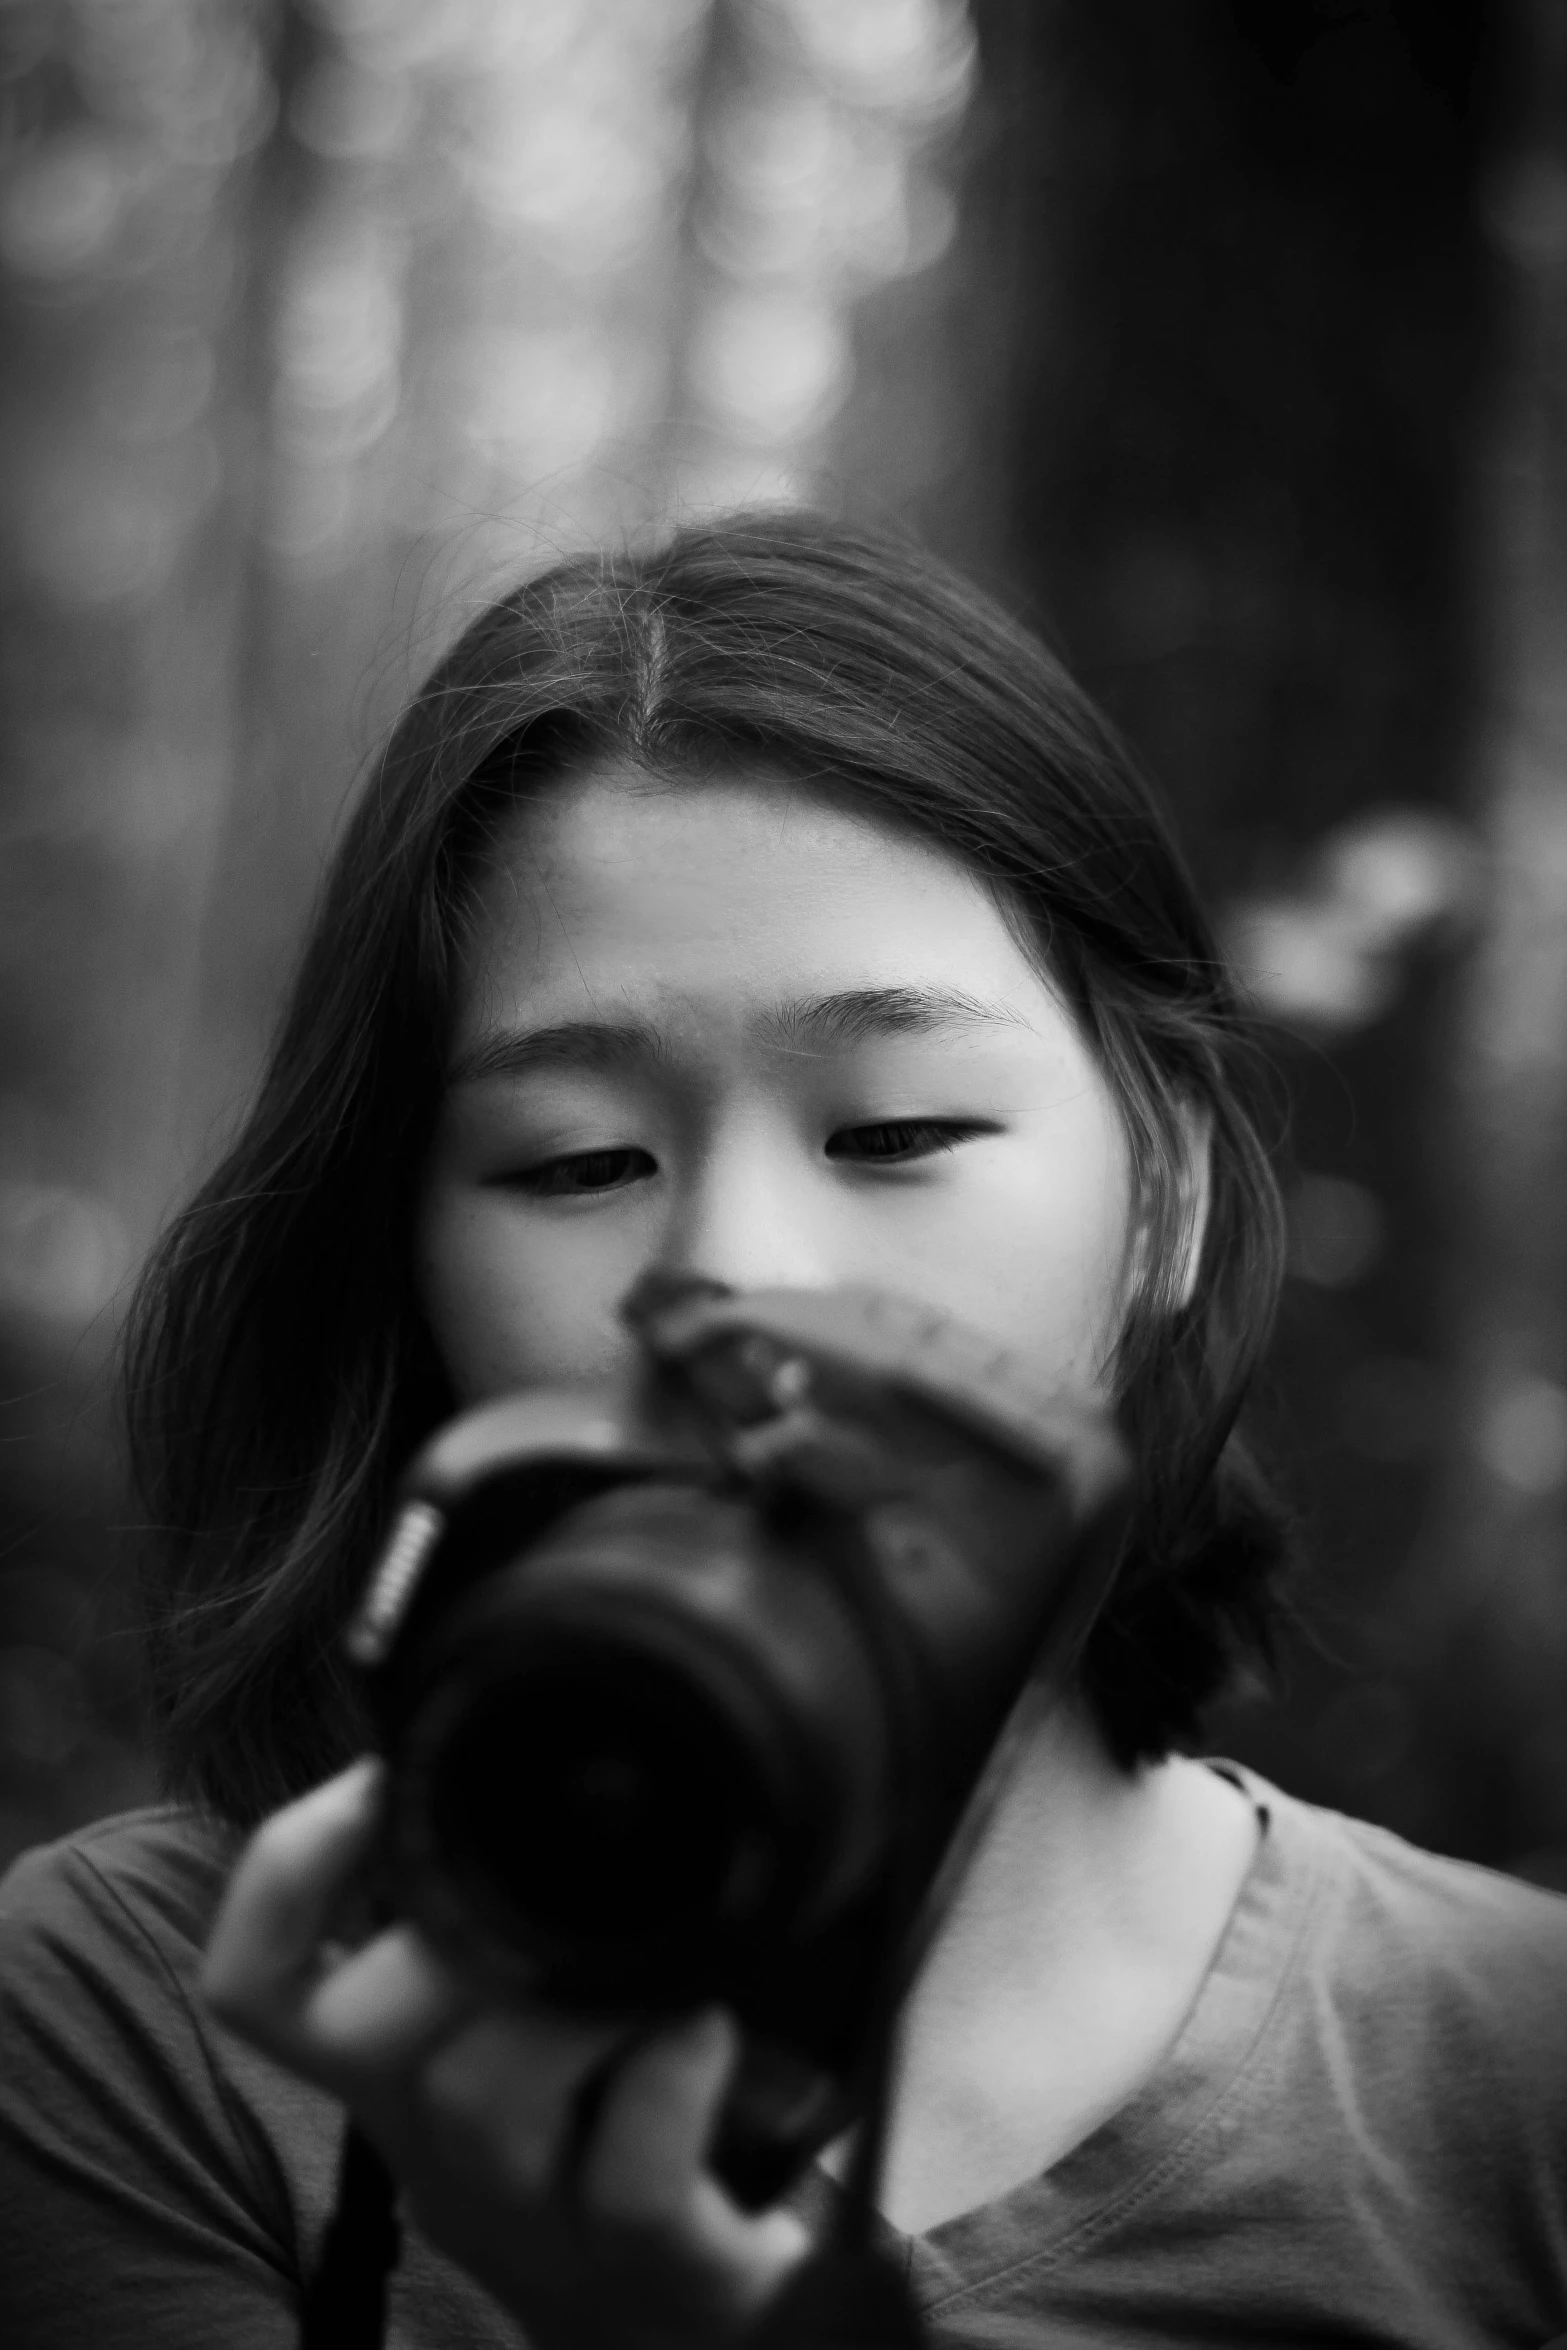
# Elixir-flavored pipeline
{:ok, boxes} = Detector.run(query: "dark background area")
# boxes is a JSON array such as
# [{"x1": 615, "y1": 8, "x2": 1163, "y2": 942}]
[{"x1": 2, "y1": 0, "x2": 1565, "y2": 1882}]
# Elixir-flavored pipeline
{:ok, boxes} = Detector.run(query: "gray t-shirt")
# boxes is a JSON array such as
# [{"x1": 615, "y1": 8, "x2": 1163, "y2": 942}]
[{"x1": 1, "y1": 1766, "x2": 1565, "y2": 2347}]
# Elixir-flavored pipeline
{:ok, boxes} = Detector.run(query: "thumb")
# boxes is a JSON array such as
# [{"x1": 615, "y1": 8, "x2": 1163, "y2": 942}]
[{"x1": 580, "y1": 2008, "x2": 738, "y2": 2223}]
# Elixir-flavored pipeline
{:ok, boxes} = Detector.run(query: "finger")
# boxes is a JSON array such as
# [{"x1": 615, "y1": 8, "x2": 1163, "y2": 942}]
[
  {"x1": 296, "y1": 1922, "x2": 473, "y2": 2083},
  {"x1": 202, "y1": 1759, "x2": 385, "y2": 2028},
  {"x1": 580, "y1": 2008, "x2": 736, "y2": 2227},
  {"x1": 419, "y1": 2005, "x2": 627, "y2": 2200}
]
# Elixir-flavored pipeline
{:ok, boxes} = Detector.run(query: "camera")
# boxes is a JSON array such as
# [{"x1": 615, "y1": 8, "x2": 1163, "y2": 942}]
[{"x1": 345, "y1": 1287, "x2": 1128, "y2": 2206}]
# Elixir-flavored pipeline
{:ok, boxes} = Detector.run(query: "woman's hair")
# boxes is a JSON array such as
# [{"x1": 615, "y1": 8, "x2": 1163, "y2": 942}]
[{"x1": 124, "y1": 509, "x2": 1289, "y2": 1825}]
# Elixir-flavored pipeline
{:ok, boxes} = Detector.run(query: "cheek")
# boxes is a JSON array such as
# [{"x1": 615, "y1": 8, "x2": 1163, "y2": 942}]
[
  {"x1": 1000, "y1": 1134, "x2": 1136, "y2": 1390},
  {"x1": 850, "y1": 1117, "x2": 1134, "y2": 1396},
  {"x1": 415, "y1": 1189, "x2": 645, "y2": 1404}
]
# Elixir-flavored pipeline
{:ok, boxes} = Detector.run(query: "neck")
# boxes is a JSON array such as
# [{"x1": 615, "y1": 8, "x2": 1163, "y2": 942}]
[
  {"x1": 913, "y1": 1693, "x2": 1209, "y2": 1999},
  {"x1": 832, "y1": 1692, "x2": 1261, "y2": 2231}
]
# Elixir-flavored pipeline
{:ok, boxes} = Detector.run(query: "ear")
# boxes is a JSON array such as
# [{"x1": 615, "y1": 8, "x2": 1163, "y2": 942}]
[
  {"x1": 1165, "y1": 1095, "x2": 1213, "y2": 1314},
  {"x1": 1124, "y1": 1096, "x2": 1213, "y2": 1320}
]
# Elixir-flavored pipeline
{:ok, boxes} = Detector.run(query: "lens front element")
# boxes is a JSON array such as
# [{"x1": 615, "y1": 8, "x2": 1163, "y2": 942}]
[{"x1": 388, "y1": 1482, "x2": 892, "y2": 2003}]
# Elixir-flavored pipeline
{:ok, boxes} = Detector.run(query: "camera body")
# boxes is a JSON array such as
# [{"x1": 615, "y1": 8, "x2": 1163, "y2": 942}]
[{"x1": 346, "y1": 1291, "x2": 1128, "y2": 2205}]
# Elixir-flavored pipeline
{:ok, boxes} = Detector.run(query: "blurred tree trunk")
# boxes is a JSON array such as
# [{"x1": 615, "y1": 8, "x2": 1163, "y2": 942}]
[
  {"x1": 0, "y1": 0, "x2": 289, "y2": 1850},
  {"x1": 1413, "y1": 0, "x2": 1567, "y2": 1877}
]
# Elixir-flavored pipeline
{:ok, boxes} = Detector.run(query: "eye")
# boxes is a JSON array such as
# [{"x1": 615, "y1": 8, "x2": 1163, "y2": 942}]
[
  {"x1": 826, "y1": 1119, "x2": 993, "y2": 1166},
  {"x1": 506, "y1": 1147, "x2": 656, "y2": 1198}
]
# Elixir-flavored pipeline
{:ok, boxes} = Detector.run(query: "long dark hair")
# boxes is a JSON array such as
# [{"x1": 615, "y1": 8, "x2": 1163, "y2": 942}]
[{"x1": 124, "y1": 510, "x2": 1289, "y2": 1825}]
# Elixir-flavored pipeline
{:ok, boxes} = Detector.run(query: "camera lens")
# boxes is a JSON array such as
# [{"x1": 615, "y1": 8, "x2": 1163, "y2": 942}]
[
  {"x1": 421, "y1": 1636, "x2": 781, "y2": 1953},
  {"x1": 386, "y1": 1479, "x2": 892, "y2": 1999}
]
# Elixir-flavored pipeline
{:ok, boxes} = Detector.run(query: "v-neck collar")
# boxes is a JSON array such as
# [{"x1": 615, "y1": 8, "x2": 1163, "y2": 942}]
[{"x1": 787, "y1": 1763, "x2": 1324, "y2": 2309}]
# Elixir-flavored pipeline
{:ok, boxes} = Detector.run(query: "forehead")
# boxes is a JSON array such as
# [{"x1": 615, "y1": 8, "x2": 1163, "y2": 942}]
[{"x1": 461, "y1": 758, "x2": 1055, "y2": 1016}]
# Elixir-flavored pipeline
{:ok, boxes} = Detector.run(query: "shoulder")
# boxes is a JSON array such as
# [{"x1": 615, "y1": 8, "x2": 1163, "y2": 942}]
[
  {"x1": 0, "y1": 1805, "x2": 258, "y2": 2144},
  {"x1": 1, "y1": 1804, "x2": 238, "y2": 1947},
  {"x1": 0, "y1": 1807, "x2": 347, "y2": 2296},
  {"x1": 0, "y1": 1804, "x2": 242, "y2": 2042},
  {"x1": 1241, "y1": 1769, "x2": 1567, "y2": 2132},
  {"x1": 0, "y1": 1811, "x2": 523, "y2": 2349},
  {"x1": 1287, "y1": 1782, "x2": 1567, "y2": 1977},
  {"x1": 0, "y1": 1803, "x2": 331, "y2": 2168},
  {"x1": 1227, "y1": 1763, "x2": 1567, "y2": 1959}
]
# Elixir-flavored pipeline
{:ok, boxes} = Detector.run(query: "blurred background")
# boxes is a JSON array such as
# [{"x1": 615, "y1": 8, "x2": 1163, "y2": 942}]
[{"x1": 0, "y1": 0, "x2": 1563, "y2": 1883}]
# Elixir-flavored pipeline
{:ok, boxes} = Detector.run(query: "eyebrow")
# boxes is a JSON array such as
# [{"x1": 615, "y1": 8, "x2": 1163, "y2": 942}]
[{"x1": 449, "y1": 985, "x2": 1025, "y2": 1084}]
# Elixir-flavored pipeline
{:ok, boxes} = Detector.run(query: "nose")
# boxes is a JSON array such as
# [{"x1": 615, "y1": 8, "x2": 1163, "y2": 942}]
[
  {"x1": 624, "y1": 1125, "x2": 832, "y2": 1313},
  {"x1": 619, "y1": 1267, "x2": 733, "y2": 1325}
]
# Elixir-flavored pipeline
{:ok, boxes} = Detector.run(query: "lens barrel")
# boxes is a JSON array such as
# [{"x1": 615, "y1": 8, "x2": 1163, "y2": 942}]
[{"x1": 383, "y1": 1481, "x2": 894, "y2": 2002}]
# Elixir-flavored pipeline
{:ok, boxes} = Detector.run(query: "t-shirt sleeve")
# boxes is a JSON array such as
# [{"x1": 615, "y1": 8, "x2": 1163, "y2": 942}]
[
  {"x1": 0, "y1": 1827, "x2": 317, "y2": 2350},
  {"x1": 0, "y1": 1819, "x2": 527, "y2": 2350}
]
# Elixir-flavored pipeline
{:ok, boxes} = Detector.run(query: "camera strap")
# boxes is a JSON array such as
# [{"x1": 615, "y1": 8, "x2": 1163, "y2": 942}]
[
  {"x1": 299, "y1": 2122, "x2": 401, "y2": 2350},
  {"x1": 743, "y1": 1568, "x2": 931, "y2": 2350},
  {"x1": 743, "y1": 1969, "x2": 924, "y2": 2350}
]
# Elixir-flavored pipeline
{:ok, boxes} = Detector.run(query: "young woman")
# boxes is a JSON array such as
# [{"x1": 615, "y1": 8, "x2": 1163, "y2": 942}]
[{"x1": 2, "y1": 513, "x2": 1564, "y2": 2349}]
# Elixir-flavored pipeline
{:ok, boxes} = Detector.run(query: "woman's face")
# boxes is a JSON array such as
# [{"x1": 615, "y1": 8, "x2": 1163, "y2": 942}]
[{"x1": 418, "y1": 761, "x2": 1138, "y2": 1406}]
